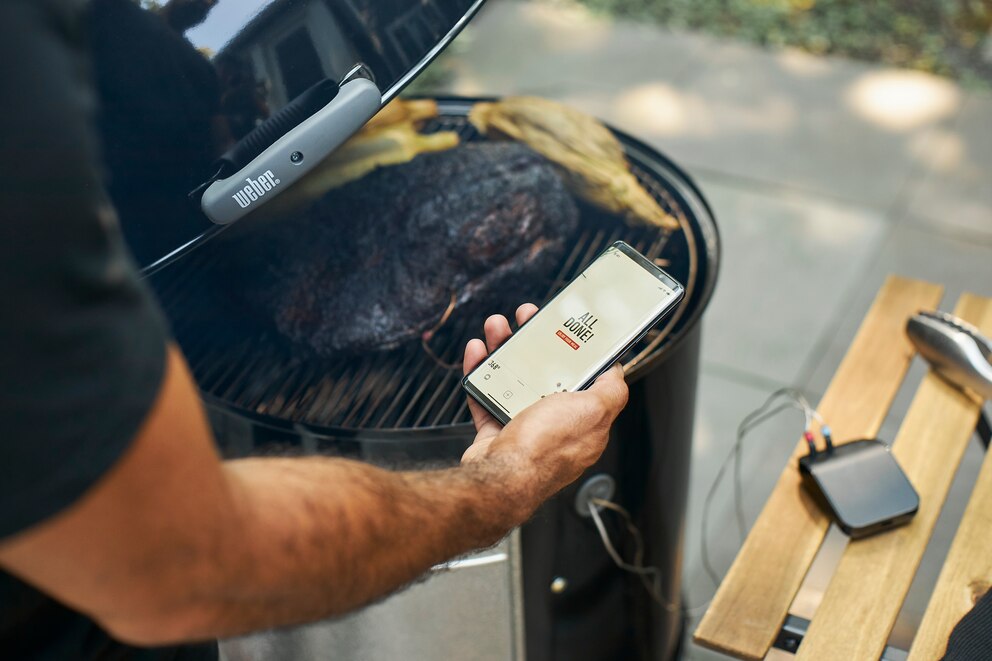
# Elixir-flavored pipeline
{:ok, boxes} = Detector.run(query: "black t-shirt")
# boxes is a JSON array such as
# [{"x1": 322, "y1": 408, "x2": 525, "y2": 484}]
[
  {"x1": 88, "y1": 0, "x2": 221, "y2": 267},
  {"x1": 0, "y1": 1, "x2": 216, "y2": 658}
]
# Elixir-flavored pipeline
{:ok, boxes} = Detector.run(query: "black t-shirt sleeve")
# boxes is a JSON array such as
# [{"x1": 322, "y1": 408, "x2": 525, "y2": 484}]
[{"x1": 0, "y1": 0, "x2": 169, "y2": 539}]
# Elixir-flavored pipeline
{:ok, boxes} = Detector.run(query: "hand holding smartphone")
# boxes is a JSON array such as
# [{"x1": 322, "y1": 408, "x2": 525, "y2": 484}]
[{"x1": 462, "y1": 241, "x2": 684, "y2": 425}]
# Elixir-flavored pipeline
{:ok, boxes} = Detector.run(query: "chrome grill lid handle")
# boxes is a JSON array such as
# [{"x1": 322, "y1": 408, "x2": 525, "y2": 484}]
[{"x1": 199, "y1": 65, "x2": 381, "y2": 226}]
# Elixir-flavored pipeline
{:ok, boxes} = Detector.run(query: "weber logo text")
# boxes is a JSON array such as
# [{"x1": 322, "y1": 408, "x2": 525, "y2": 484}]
[{"x1": 231, "y1": 170, "x2": 281, "y2": 209}]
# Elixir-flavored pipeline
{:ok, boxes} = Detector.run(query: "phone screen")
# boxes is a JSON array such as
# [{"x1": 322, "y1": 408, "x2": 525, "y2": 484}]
[{"x1": 464, "y1": 243, "x2": 683, "y2": 421}]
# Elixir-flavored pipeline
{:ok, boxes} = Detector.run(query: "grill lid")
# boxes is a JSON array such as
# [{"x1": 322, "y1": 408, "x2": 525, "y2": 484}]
[
  {"x1": 89, "y1": 0, "x2": 486, "y2": 269},
  {"x1": 190, "y1": 0, "x2": 487, "y2": 231},
  {"x1": 186, "y1": 0, "x2": 484, "y2": 107}
]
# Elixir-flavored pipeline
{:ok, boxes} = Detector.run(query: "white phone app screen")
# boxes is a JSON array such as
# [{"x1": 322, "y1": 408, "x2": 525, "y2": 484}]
[{"x1": 468, "y1": 246, "x2": 679, "y2": 419}]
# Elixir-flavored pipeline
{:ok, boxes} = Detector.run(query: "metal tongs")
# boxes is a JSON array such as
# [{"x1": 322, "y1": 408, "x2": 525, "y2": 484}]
[
  {"x1": 907, "y1": 310, "x2": 992, "y2": 445},
  {"x1": 907, "y1": 311, "x2": 992, "y2": 401}
]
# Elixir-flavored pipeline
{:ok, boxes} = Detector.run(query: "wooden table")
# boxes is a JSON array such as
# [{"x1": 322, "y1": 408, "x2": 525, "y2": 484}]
[{"x1": 693, "y1": 276, "x2": 992, "y2": 660}]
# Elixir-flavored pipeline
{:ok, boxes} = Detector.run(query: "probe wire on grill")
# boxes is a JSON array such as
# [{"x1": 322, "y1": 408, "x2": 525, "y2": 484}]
[{"x1": 421, "y1": 292, "x2": 462, "y2": 371}]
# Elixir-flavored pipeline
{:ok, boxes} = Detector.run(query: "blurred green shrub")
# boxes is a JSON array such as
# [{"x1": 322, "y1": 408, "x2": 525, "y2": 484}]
[{"x1": 574, "y1": 0, "x2": 992, "y2": 86}]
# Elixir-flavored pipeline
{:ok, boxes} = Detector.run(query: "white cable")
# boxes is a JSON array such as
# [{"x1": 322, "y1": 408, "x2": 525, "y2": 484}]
[
  {"x1": 705, "y1": 388, "x2": 819, "y2": 587},
  {"x1": 709, "y1": 401, "x2": 801, "y2": 584},
  {"x1": 588, "y1": 498, "x2": 712, "y2": 617},
  {"x1": 728, "y1": 387, "x2": 824, "y2": 542},
  {"x1": 588, "y1": 501, "x2": 665, "y2": 604},
  {"x1": 732, "y1": 399, "x2": 808, "y2": 541}
]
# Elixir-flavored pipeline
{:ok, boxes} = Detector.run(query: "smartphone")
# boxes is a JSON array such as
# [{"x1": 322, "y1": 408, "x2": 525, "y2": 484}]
[{"x1": 462, "y1": 241, "x2": 685, "y2": 425}]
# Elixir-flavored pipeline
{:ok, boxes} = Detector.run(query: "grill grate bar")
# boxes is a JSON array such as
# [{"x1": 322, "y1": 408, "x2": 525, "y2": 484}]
[
  {"x1": 392, "y1": 370, "x2": 443, "y2": 429},
  {"x1": 389, "y1": 346, "x2": 459, "y2": 426},
  {"x1": 250, "y1": 357, "x2": 307, "y2": 416},
  {"x1": 298, "y1": 370, "x2": 348, "y2": 421},
  {"x1": 217, "y1": 349, "x2": 274, "y2": 405},
  {"x1": 287, "y1": 370, "x2": 339, "y2": 422},
  {"x1": 328, "y1": 360, "x2": 382, "y2": 426},
  {"x1": 248, "y1": 360, "x2": 302, "y2": 413},
  {"x1": 198, "y1": 341, "x2": 255, "y2": 396},
  {"x1": 322, "y1": 357, "x2": 381, "y2": 421},
  {"x1": 412, "y1": 369, "x2": 463, "y2": 428},
  {"x1": 429, "y1": 379, "x2": 468, "y2": 427},
  {"x1": 287, "y1": 362, "x2": 349, "y2": 420},
  {"x1": 373, "y1": 356, "x2": 432, "y2": 429},
  {"x1": 453, "y1": 399, "x2": 472, "y2": 425},
  {"x1": 353, "y1": 349, "x2": 424, "y2": 428}
]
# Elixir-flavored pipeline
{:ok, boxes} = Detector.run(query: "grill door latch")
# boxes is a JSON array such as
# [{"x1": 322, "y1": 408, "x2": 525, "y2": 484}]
[{"x1": 198, "y1": 64, "x2": 382, "y2": 226}]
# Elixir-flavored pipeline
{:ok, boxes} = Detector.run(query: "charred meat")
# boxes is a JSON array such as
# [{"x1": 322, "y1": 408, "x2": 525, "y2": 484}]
[{"x1": 215, "y1": 142, "x2": 579, "y2": 355}]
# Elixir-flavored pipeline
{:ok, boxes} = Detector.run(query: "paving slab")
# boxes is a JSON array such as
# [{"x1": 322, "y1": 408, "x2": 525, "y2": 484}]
[
  {"x1": 652, "y1": 53, "x2": 965, "y2": 210},
  {"x1": 693, "y1": 176, "x2": 888, "y2": 385},
  {"x1": 905, "y1": 91, "x2": 992, "y2": 241},
  {"x1": 438, "y1": 1, "x2": 707, "y2": 98}
]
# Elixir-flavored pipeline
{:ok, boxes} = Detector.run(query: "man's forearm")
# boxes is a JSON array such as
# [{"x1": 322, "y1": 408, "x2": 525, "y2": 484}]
[
  {"x1": 0, "y1": 340, "x2": 624, "y2": 649},
  {"x1": 113, "y1": 455, "x2": 527, "y2": 644}
]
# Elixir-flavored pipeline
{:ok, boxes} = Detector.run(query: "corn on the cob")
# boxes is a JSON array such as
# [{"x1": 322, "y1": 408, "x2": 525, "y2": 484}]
[{"x1": 469, "y1": 96, "x2": 680, "y2": 231}]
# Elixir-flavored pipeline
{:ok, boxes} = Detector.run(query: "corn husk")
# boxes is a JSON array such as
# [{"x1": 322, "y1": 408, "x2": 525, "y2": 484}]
[
  {"x1": 469, "y1": 96, "x2": 680, "y2": 231},
  {"x1": 304, "y1": 98, "x2": 458, "y2": 193},
  {"x1": 295, "y1": 121, "x2": 459, "y2": 197},
  {"x1": 362, "y1": 98, "x2": 444, "y2": 132},
  {"x1": 257, "y1": 99, "x2": 459, "y2": 217}
]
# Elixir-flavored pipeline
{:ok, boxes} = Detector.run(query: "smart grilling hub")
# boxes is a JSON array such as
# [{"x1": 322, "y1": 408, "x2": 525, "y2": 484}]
[{"x1": 799, "y1": 438, "x2": 918, "y2": 539}]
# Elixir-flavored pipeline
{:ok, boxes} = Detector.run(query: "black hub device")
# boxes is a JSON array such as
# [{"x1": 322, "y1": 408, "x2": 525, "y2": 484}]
[{"x1": 799, "y1": 438, "x2": 919, "y2": 539}]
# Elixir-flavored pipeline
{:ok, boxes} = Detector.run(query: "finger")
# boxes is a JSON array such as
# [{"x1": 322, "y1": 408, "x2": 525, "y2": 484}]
[
  {"x1": 463, "y1": 338, "x2": 488, "y2": 376},
  {"x1": 463, "y1": 339, "x2": 500, "y2": 431},
  {"x1": 462, "y1": 426, "x2": 502, "y2": 465},
  {"x1": 466, "y1": 396, "x2": 499, "y2": 434},
  {"x1": 483, "y1": 314, "x2": 513, "y2": 353},
  {"x1": 586, "y1": 363, "x2": 629, "y2": 413},
  {"x1": 515, "y1": 303, "x2": 539, "y2": 327}
]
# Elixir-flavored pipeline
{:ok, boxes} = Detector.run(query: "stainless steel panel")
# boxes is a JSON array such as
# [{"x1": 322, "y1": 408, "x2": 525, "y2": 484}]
[{"x1": 220, "y1": 532, "x2": 524, "y2": 661}]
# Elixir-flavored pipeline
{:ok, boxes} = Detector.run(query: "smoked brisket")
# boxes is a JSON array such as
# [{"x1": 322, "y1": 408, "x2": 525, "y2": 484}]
[{"x1": 215, "y1": 143, "x2": 579, "y2": 355}]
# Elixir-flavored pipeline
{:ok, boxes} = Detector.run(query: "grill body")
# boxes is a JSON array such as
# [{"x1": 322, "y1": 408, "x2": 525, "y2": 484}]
[
  {"x1": 150, "y1": 98, "x2": 719, "y2": 661},
  {"x1": 521, "y1": 330, "x2": 701, "y2": 661}
]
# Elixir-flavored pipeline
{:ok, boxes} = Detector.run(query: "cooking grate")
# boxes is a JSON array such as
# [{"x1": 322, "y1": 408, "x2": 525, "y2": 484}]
[{"x1": 149, "y1": 100, "x2": 707, "y2": 433}]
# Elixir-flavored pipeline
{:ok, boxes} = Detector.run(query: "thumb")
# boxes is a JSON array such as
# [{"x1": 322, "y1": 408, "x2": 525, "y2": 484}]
[{"x1": 585, "y1": 363, "x2": 629, "y2": 413}]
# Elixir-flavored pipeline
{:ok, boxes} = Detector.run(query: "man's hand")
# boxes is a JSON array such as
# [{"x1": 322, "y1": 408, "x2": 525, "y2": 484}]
[{"x1": 461, "y1": 303, "x2": 629, "y2": 522}]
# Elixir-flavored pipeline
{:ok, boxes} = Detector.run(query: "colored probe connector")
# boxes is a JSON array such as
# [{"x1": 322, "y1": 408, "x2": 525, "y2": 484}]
[{"x1": 821, "y1": 424, "x2": 834, "y2": 451}]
